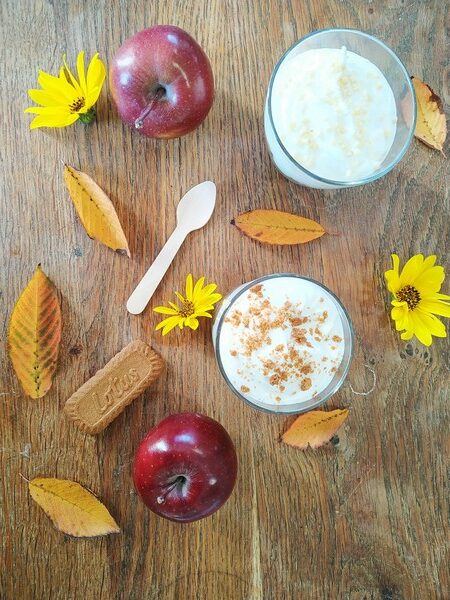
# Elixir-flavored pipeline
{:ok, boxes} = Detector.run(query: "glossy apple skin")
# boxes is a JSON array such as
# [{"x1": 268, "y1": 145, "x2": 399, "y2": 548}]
[
  {"x1": 110, "y1": 25, "x2": 214, "y2": 138},
  {"x1": 133, "y1": 413, "x2": 237, "y2": 522}
]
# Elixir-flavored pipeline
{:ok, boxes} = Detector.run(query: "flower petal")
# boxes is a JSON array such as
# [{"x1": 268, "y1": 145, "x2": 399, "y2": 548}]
[
  {"x1": 63, "y1": 54, "x2": 83, "y2": 96},
  {"x1": 155, "y1": 316, "x2": 181, "y2": 335},
  {"x1": 192, "y1": 276, "x2": 205, "y2": 301},
  {"x1": 400, "y1": 330, "x2": 414, "y2": 341},
  {"x1": 194, "y1": 303, "x2": 215, "y2": 313},
  {"x1": 399, "y1": 254, "x2": 424, "y2": 287},
  {"x1": 175, "y1": 291, "x2": 185, "y2": 303},
  {"x1": 419, "y1": 299, "x2": 450, "y2": 318},
  {"x1": 86, "y1": 53, "x2": 106, "y2": 92},
  {"x1": 185, "y1": 274, "x2": 194, "y2": 300},
  {"x1": 207, "y1": 292, "x2": 222, "y2": 304},
  {"x1": 185, "y1": 317, "x2": 199, "y2": 330},
  {"x1": 391, "y1": 304, "x2": 407, "y2": 322},
  {"x1": 408, "y1": 312, "x2": 433, "y2": 346},
  {"x1": 76, "y1": 51, "x2": 87, "y2": 96},
  {"x1": 153, "y1": 306, "x2": 179, "y2": 315},
  {"x1": 27, "y1": 88, "x2": 65, "y2": 107},
  {"x1": 415, "y1": 309, "x2": 447, "y2": 337},
  {"x1": 28, "y1": 113, "x2": 79, "y2": 129},
  {"x1": 433, "y1": 292, "x2": 450, "y2": 301},
  {"x1": 36, "y1": 70, "x2": 77, "y2": 103},
  {"x1": 196, "y1": 293, "x2": 222, "y2": 308},
  {"x1": 384, "y1": 254, "x2": 401, "y2": 292},
  {"x1": 85, "y1": 85, "x2": 103, "y2": 108},
  {"x1": 414, "y1": 265, "x2": 445, "y2": 295},
  {"x1": 25, "y1": 106, "x2": 71, "y2": 116}
]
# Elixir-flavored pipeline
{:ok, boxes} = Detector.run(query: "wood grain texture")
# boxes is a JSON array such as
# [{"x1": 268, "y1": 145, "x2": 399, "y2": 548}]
[{"x1": 0, "y1": 1, "x2": 448, "y2": 599}]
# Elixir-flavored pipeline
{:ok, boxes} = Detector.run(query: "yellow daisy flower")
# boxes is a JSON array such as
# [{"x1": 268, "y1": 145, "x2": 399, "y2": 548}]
[
  {"x1": 154, "y1": 275, "x2": 222, "y2": 335},
  {"x1": 385, "y1": 253, "x2": 450, "y2": 346},
  {"x1": 25, "y1": 51, "x2": 106, "y2": 129}
]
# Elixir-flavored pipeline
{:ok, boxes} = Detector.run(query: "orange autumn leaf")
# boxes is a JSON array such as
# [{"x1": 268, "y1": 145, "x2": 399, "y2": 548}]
[
  {"x1": 412, "y1": 77, "x2": 447, "y2": 155},
  {"x1": 8, "y1": 265, "x2": 61, "y2": 399},
  {"x1": 282, "y1": 408, "x2": 349, "y2": 450},
  {"x1": 28, "y1": 478, "x2": 120, "y2": 537},
  {"x1": 232, "y1": 209, "x2": 325, "y2": 245},
  {"x1": 64, "y1": 164, "x2": 130, "y2": 256}
]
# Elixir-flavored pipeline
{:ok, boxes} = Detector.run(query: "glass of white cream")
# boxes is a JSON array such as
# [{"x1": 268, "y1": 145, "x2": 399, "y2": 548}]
[
  {"x1": 212, "y1": 274, "x2": 353, "y2": 414},
  {"x1": 264, "y1": 29, "x2": 416, "y2": 189}
]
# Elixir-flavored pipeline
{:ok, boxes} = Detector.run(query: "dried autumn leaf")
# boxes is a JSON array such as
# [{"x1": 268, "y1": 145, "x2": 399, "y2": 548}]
[
  {"x1": 64, "y1": 164, "x2": 130, "y2": 256},
  {"x1": 232, "y1": 209, "x2": 325, "y2": 245},
  {"x1": 282, "y1": 408, "x2": 349, "y2": 450},
  {"x1": 29, "y1": 478, "x2": 120, "y2": 537},
  {"x1": 8, "y1": 265, "x2": 61, "y2": 399},
  {"x1": 412, "y1": 77, "x2": 447, "y2": 154}
]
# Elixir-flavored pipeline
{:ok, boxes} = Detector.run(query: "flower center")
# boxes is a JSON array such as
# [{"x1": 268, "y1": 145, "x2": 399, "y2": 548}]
[
  {"x1": 179, "y1": 300, "x2": 195, "y2": 318},
  {"x1": 397, "y1": 285, "x2": 421, "y2": 310},
  {"x1": 69, "y1": 97, "x2": 85, "y2": 113}
]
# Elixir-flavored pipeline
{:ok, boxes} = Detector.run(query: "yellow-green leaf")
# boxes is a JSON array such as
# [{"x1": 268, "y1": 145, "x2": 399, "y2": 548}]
[
  {"x1": 29, "y1": 477, "x2": 120, "y2": 537},
  {"x1": 412, "y1": 76, "x2": 447, "y2": 154},
  {"x1": 8, "y1": 265, "x2": 61, "y2": 399},
  {"x1": 232, "y1": 209, "x2": 325, "y2": 245},
  {"x1": 64, "y1": 164, "x2": 130, "y2": 256},
  {"x1": 282, "y1": 408, "x2": 349, "y2": 449}
]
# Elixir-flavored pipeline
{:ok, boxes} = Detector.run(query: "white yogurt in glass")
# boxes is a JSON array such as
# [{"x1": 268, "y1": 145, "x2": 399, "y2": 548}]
[
  {"x1": 212, "y1": 274, "x2": 353, "y2": 414},
  {"x1": 264, "y1": 29, "x2": 416, "y2": 189},
  {"x1": 271, "y1": 47, "x2": 397, "y2": 181}
]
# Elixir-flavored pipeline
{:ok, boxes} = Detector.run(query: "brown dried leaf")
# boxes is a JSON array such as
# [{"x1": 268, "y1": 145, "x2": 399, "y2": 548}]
[
  {"x1": 29, "y1": 477, "x2": 120, "y2": 537},
  {"x1": 282, "y1": 408, "x2": 349, "y2": 450},
  {"x1": 64, "y1": 164, "x2": 130, "y2": 256},
  {"x1": 412, "y1": 76, "x2": 447, "y2": 154},
  {"x1": 232, "y1": 209, "x2": 325, "y2": 245}
]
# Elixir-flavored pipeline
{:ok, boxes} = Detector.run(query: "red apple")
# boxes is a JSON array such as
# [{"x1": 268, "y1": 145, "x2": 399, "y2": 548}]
[
  {"x1": 133, "y1": 413, "x2": 237, "y2": 522},
  {"x1": 110, "y1": 25, "x2": 214, "y2": 138}
]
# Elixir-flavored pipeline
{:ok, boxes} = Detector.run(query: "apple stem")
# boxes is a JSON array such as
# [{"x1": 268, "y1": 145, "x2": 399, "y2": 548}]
[
  {"x1": 156, "y1": 475, "x2": 186, "y2": 504},
  {"x1": 134, "y1": 87, "x2": 166, "y2": 129}
]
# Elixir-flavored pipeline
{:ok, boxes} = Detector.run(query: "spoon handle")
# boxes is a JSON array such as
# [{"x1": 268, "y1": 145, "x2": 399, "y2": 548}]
[{"x1": 126, "y1": 225, "x2": 189, "y2": 315}]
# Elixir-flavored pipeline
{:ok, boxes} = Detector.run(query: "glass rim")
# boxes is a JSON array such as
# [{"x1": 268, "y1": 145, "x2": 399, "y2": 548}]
[
  {"x1": 267, "y1": 27, "x2": 417, "y2": 187},
  {"x1": 213, "y1": 273, "x2": 354, "y2": 415}
]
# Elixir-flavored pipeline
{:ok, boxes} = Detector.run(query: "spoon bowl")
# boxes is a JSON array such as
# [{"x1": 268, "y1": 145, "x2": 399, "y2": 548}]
[{"x1": 176, "y1": 181, "x2": 216, "y2": 231}]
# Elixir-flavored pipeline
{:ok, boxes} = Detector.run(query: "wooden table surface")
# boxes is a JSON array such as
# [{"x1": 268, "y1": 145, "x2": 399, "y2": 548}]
[{"x1": 1, "y1": 1, "x2": 448, "y2": 599}]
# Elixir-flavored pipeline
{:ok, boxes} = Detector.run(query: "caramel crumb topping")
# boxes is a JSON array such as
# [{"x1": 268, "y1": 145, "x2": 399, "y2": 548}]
[
  {"x1": 318, "y1": 310, "x2": 329, "y2": 323},
  {"x1": 300, "y1": 378, "x2": 312, "y2": 391},
  {"x1": 332, "y1": 335, "x2": 342, "y2": 343},
  {"x1": 240, "y1": 385, "x2": 250, "y2": 393},
  {"x1": 230, "y1": 349, "x2": 237, "y2": 357},
  {"x1": 290, "y1": 316, "x2": 308, "y2": 326},
  {"x1": 226, "y1": 310, "x2": 243, "y2": 327},
  {"x1": 250, "y1": 284, "x2": 264, "y2": 297},
  {"x1": 292, "y1": 328, "x2": 313, "y2": 348}
]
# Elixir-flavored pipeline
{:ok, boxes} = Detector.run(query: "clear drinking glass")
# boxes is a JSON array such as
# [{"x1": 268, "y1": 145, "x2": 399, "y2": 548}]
[
  {"x1": 264, "y1": 28, "x2": 416, "y2": 189},
  {"x1": 212, "y1": 274, "x2": 354, "y2": 415}
]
